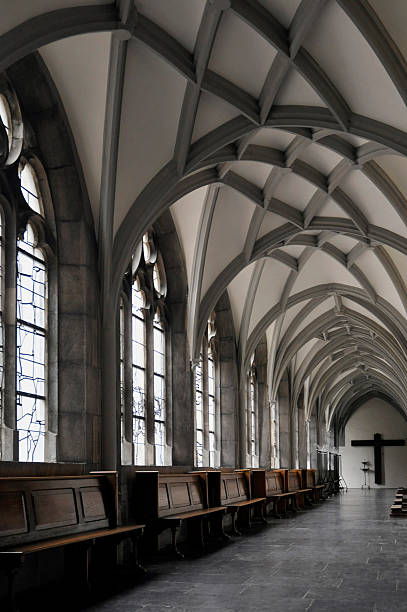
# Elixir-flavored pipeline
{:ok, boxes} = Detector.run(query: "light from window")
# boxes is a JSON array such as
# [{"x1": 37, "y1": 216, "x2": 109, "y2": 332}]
[
  {"x1": 0, "y1": 214, "x2": 3, "y2": 458},
  {"x1": 132, "y1": 277, "x2": 146, "y2": 465},
  {"x1": 248, "y1": 354, "x2": 257, "y2": 466},
  {"x1": 153, "y1": 309, "x2": 165, "y2": 465},
  {"x1": 208, "y1": 343, "x2": 216, "y2": 468},
  {"x1": 16, "y1": 223, "x2": 46, "y2": 462},
  {"x1": 0, "y1": 94, "x2": 11, "y2": 148},
  {"x1": 195, "y1": 357, "x2": 203, "y2": 467},
  {"x1": 19, "y1": 162, "x2": 42, "y2": 215}
]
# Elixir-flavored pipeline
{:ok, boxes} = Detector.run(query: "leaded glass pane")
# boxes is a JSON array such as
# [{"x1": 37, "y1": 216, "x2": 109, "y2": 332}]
[
  {"x1": 154, "y1": 420, "x2": 165, "y2": 466},
  {"x1": 17, "y1": 250, "x2": 46, "y2": 328},
  {"x1": 133, "y1": 416, "x2": 145, "y2": 465},
  {"x1": 17, "y1": 395, "x2": 45, "y2": 462},
  {"x1": 16, "y1": 324, "x2": 45, "y2": 397},
  {"x1": 196, "y1": 429, "x2": 203, "y2": 468},
  {"x1": 131, "y1": 276, "x2": 146, "y2": 465},
  {"x1": 195, "y1": 360, "x2": 202, "y2": 392},
  {"x1": 153, "y1": 263, "x2": 160, "y2": 294},
  {"x1": 209, "y1": 431, "x2": 215, "y2": 468},
  {"x1": 132, "y1": 316, "x2": 145, "y2": 368},
  {"x1": 19, "y1": 163, "x2": 42, "y2": 215},
  {"x1": 153, "y1": 312, "x2": 166, "y2": 450},
  {"x1": 196, "y1": 396, "x2": 203, "y2": 430}
]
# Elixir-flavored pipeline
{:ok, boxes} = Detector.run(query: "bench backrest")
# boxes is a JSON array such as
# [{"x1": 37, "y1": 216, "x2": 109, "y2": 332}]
[
  {"x1": 305, "y1": 469, "x2": 317, "y2": 488},
  {"x1": 158, "y1": 474, "x2": 205, "y2": 517},
  {"x1": 265, "y1": 471, "x2": 284, "y2": 496},
  {"x1": 0, "y1": 474, "x2": 116, "y2": 549},
  {"x1": 132, "y1": 471, "x2": 206, "y2": 521},
  {"x1": 221, "y1": 472, "x2": 249, "y2": 505},
  {"x1": 287, "y1": 470, "x2": 302, "y2": 492}
]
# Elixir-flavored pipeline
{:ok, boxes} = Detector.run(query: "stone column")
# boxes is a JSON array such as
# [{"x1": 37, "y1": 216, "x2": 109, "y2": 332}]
[
  {"x1": 298, "y1": 401, "x2": 307, "y2": 468},
  {"x1": 216, "y1": 294, "x2": 239, "y2": 468},
  {"x1": 278, "y1": 372, "x2": 291, "y2": 468}
]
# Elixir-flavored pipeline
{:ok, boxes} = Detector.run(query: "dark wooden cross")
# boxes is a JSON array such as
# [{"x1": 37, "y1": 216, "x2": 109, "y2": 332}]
[{"x1": 351, "y1": 432, "x2": 405, "y2": 484}]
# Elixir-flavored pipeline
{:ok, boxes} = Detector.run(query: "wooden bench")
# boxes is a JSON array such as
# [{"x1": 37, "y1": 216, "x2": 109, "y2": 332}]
[
  {"x1": 132, "y1": 471, "x2": 226, "y2": 556},
  {"x1": 261, "y1": 470, "x2": 297, "y2": 517},
  {"x1": 287, "y1": 470, "x2": 312, "y2": 510},
  {"x1": 220, "y1": 471, "x2": 265, "y2": 534},
  {"x1": 302, "y1": 469, "x2": 325, "y2": 504},
  {"x1": 0, "y1": 473, "x2": 145, "y2": 609}
]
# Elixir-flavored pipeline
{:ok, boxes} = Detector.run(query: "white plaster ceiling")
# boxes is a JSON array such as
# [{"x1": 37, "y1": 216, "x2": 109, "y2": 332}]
[{"x1": 4, "y1": 0, "x2": 407, "y2": 426}]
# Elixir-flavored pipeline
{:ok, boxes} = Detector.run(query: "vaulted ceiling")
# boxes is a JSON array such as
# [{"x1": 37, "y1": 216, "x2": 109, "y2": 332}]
[{"x1": 3, "y1": 0, "x2": 407, "y2": 430}]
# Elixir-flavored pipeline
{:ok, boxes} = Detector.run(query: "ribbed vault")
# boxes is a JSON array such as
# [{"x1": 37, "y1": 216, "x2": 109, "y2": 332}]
[{"x1": 3, "y1": 0, "x2": 407, "y2": 441}]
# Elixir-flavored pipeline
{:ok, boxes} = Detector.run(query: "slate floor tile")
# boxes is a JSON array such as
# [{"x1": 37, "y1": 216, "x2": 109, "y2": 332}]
[{"x1": 82, "y1": 490, "x2": 406, "y2": 612}]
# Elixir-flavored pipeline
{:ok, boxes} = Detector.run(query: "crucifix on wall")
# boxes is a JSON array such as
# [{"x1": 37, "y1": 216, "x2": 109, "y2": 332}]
[{"x1": 351, "y1": 433, "x2": 405, "y2": 484}]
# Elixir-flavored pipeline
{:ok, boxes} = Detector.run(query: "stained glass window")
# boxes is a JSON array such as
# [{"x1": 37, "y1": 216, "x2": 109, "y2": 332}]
[{"x1": 16, "y1": 223, "x2": 47, "y2": 462}]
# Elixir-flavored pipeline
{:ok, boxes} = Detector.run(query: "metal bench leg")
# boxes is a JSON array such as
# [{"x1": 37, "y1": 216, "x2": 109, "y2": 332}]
[
  {"x1": 131, "y1": 532, "x2": 148, "y2": 574},
  {"x1": 170, "y1": 524, "x2": 184, "y2": 558},
  {"x1": 209, "y1": 513, "x2": 229, "y2": 542},
  {"x1": 7, "y1": 569, "x2": 18, "y2": 612},
  {"x1": 231, "y1": 511, "x2": 241, "y2": 536}
]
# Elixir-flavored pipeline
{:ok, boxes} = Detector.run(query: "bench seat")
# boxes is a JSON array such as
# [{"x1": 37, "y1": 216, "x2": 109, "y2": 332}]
[
  {"x1": 1, "y1": 524, "x2": 144, "y2": 557},
  {"x1": 225, "y1": 496, "x2": 265, "y2": 509},
  {"x1": 221, "y1": 473, "x2": 266, "y2": 534},
  {"x1": 162, "y1": 506, "x2": 226, "y2": 522},
  {"x1": 0, "y1": 473, "x2": 145, "y2": 608}
]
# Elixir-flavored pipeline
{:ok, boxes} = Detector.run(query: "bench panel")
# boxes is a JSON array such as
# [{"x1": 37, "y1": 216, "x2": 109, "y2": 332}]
[
  {"x1": 80, "y1": 486, "x2": 107, "y2": 522},
  {"x1": 0, "y1": 476, "x2": 112, "y2": 549},
  {"x1": 32, "y1": 488, "x2": 78, "y2": 530},
  {"x1": 168, "y1": 482, "x2": 191, "y2": 509},
  {"x1": 265, "y1": 472, "x2": 284, "y2": 496},
  {"x1": 288, "y1": 471, "x2": 302, "y2": 492},
  {"x1": 221, "y1": 474, "x2": 248, "y2": 505},
  {"x1": 0, "y1": 491, "x2": 27, "y2": 536},
  {"x1": 157, "y1": 475, "x2": 205, "y2": 518}
]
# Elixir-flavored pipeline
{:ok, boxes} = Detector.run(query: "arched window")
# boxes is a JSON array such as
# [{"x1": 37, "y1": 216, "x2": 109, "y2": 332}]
[
  {"x1": 120, "y1": 230, "x2": 169, "y2": 465},
  {"x1": 247, "y1": 354, "x2": 258, "y2": 467},
  {"x1": 194, "y1": 313, "x2": 218, "y2": 468},
  {"x1": 0, "y1": 81, "x2": 55, "y2": 463}
]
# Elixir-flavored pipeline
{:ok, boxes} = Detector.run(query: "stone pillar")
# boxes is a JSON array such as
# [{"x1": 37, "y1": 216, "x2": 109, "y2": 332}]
[
  {"x1": 278, "y1": 372, "x2": 291, "y2": 468},
  {"x1": 57, "y1": 215, "x2": 101, "y2": 468},
  {"x1": 298, "y1": 401, "x2": 307, "y2": 468},
  {"x1": 309, "y1": 413, "x2": 318, "y2": 468},
  {"x1": 257, "y1": 337, "x2": 270, "y2": 469}
]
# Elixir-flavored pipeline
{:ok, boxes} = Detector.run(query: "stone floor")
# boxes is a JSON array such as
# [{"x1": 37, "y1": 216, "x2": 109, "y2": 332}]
[{"x1": 85, "y1": 489, "x2": 407, "y2": 612}]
